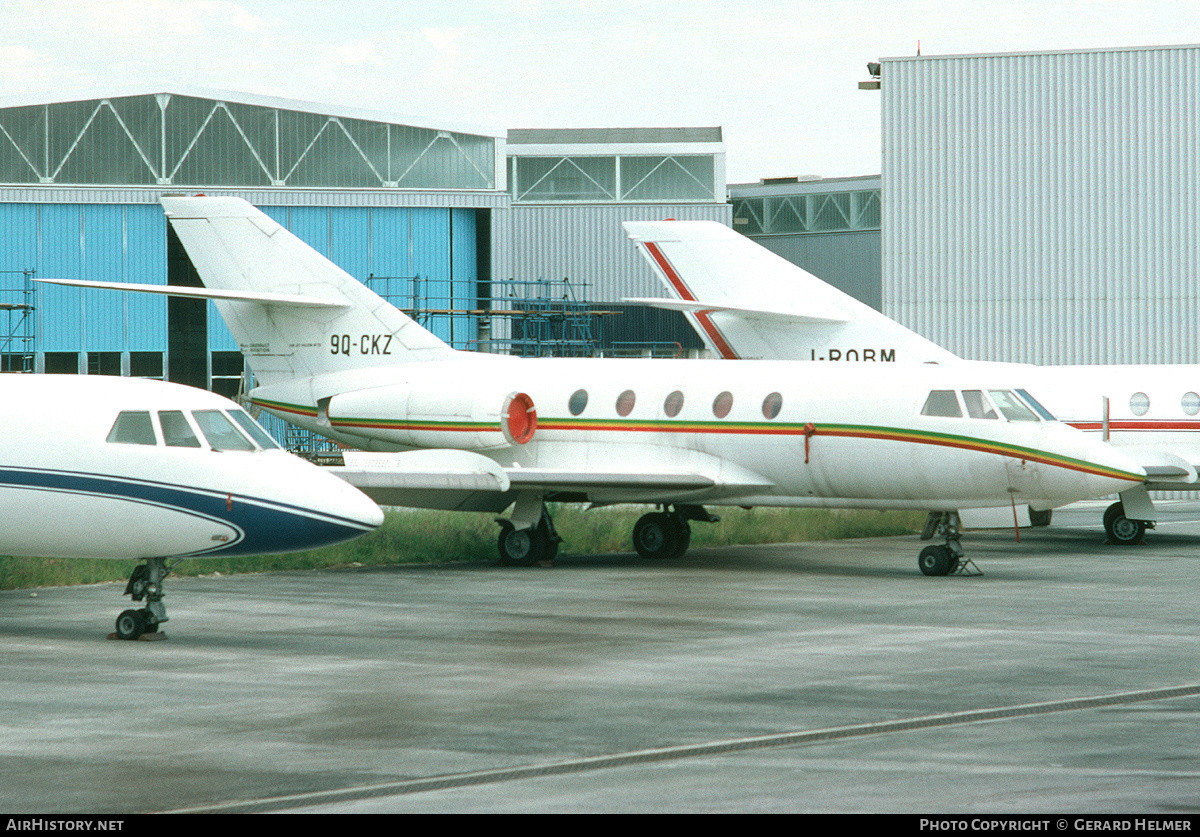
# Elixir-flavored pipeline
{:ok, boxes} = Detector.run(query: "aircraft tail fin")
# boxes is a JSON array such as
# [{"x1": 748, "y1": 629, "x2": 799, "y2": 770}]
[
  {"x1": 161, "y1": 196, "x2": 455, "y2": 386},
  {"x1": 623, "y1": 220, "x2": 958, "y2": 364}
]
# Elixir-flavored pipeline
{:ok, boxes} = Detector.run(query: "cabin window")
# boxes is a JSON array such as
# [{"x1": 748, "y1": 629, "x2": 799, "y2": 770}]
[
  {"x1": 106, "y1": 411, "x2": 157, "y2": 445},
  {"x1": 664, "y1": 390, "x2": 684, "y2": 417},
  {"x1": 158, "y1": 411, "x2": 201, "y2": 448},
  {"x1": 921, "y1": 390, "x2": 961, "y2": 418},
  {"x1": 988, "y1": 390, "x2": 1038, "y2": 421},
  {"x1": 1130, "y1": 392, "x2": 1150, "y2": 417},
  {"x1": 961, "y1": 390, "x2": 997, "y2": 419},
  {"x1": 1183, "y1": 392, "x2": 1200, "y2": 416},
  {"x1": 713, "y1": 391, "x2": 733, "y2": 419},
  {"x1": 568, "y1": 389, "x2": 588, "y2": 416},
  {"x1": 1016, "y1": 389, "x2": 1055, "y2": 420},
  {"x1": 193, "y1": 410, "x2": 256, "y2": 451},
  {"x1": 228, "y1": 410, "x2": 281, "y2": 449},
  {"x1": 762, "y1": 392, "x2": 782, "y2": 419},
  {"x1": 616, "y1": 390, "x2": 636, "y2": 417}
]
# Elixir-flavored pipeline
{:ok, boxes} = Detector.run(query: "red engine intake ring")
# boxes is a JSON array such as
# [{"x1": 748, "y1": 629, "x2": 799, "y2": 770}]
[{"x1": 505, "y1": 392, "x2": 537, "y2": 445}]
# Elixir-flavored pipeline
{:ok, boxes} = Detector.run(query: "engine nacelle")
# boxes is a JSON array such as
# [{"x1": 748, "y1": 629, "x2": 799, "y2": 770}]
[{"x1": 327, "y1": 385, "x2": 537, "y2": 450}]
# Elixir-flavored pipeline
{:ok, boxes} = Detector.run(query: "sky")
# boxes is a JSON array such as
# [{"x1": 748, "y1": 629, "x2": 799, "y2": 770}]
[{"x1": 2, "y1": 0, "x2": 1200, "y2": 183}]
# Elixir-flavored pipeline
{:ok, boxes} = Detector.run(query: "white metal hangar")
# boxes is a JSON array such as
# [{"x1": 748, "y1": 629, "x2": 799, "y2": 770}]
[
  {"x1": 879, "y1": 44, "x2": 1200, "y2": 366},
  {"x1": 0, "y1": 90, "x2": 729, "y2": 404}
]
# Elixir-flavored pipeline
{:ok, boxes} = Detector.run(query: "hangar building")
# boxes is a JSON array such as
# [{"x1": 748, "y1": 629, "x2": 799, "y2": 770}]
[
  {"x1": 880, "y1": 44, "x2": 1200, "y2": 366},
  {"x1": 0, "y1": 90, "x2": 729, "y2": 403}
]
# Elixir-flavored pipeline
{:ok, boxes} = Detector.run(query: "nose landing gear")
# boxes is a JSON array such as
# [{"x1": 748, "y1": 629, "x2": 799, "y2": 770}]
[
  {"x1": 918, "y1": 512, "x2": 981, "y2": 576},
  {"x1": 112, "y1": 557, "x2": 178, "y2": 640}
]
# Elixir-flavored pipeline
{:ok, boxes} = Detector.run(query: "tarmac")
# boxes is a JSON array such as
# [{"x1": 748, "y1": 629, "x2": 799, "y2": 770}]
[{"x1": 0, "y1": 501, "x2": 1197, "y2": 814}]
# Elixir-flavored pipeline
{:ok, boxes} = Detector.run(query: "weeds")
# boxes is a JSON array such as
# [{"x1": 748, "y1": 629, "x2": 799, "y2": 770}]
[{"x1": 0, "y1": 506, "x2": 926, "y2": 591}]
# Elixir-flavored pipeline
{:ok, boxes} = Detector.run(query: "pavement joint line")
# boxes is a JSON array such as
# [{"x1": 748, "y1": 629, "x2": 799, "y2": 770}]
[{"x1": 163, "y1": 682, "x2": 1200, "y2": 814}]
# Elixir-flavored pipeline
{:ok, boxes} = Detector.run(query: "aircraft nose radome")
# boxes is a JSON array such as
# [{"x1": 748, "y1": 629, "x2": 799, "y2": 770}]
[{"x1": 1080, "y1": 441, "x2": 1146, "y2": 497}]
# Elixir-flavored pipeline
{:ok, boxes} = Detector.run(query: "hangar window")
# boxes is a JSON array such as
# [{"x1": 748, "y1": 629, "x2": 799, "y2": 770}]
[
  {"x1": 762, "y1": 392, "x2": 782, "y2": 419},
  {"x1": 1183, "y1": 392, "x2": 1200, "y2": 416},
  {"x1": 106, "y1": 411, "x2": 157, "y2": 446},
  {"x1": 568, "y1": 389, "x2": 588, "y2": 416},
  {"x1": 193, "y1": 410, "x2": 255, "y2": 451},
  {"x1": 921, "y1": 391, "x2": 961, "y2": 418},
  {"x1": 1130, "y1": 392, "x2": 1151, "y2": 417},
  {"x1": 664, "y1": 390, "x2": 684, "y2": 417},
  {"x1": 158, "y1": 411, "x2": 201, "y2": 448},
  {"x1": 713, "y1": 391, "x2": 733, "y2": 419},
  {"x1": 616, "y1": 390, "x2": 636, "y2": 417}
]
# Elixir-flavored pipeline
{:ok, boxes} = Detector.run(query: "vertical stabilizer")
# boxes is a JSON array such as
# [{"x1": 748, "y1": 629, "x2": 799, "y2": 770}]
[
  {"x1": 623, "y1": 220, "x2": 958, "y2": 364},
  {"x1": 161, "y1": 196, "x2": 454, "y2": 386}
]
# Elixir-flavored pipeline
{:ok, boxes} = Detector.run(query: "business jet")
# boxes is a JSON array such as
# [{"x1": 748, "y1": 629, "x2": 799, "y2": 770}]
[
  {"x1": 0, "y1": 374, "x2": 384, "y2": 639},
  {"x1": 622, "y1": 219, "x2": 1200, "y2": 545},
  {"x1": 39, "y1": 197, "x2": 1147, "y2": 577}
]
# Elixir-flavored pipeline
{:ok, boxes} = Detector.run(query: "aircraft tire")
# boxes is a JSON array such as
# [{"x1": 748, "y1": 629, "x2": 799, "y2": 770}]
[
  {"x1": 497, "y1": 522, "x2": 549, "y2": 566},
  {"x1": 1103, "y1": 502, "x2": 1146, "y2": 546},
  {"x1": 918, "y1": 545, "x2": 952, "y2": 576},
  {"x1": 633, "y1": 512, "x2": 681, "y2": 560},
  {"x1": 115, "y1": 609, "x2": 147, "y2": 641}
]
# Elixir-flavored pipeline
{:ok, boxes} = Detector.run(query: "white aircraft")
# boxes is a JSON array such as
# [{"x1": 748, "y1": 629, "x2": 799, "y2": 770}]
[
  {"x1": 40, "y1": 197, "x2": 1148, "y2": 577},
  {"x1": 0, "y1": 374, "x2": 384, "y2": 639},
  {"x1": 623, "y1": 219, "x2": 1200, "y2": 544}
]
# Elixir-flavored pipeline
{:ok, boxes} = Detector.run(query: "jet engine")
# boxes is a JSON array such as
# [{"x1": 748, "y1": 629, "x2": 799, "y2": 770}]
[{"x1": 326, "y1": 385, "x2": 537, "y2": 450}]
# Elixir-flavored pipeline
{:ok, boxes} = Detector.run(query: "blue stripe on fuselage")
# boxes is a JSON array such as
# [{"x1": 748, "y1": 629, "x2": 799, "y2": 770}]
[{"x1": 0, "y1": 466, "x2": 374, "y2": 557}]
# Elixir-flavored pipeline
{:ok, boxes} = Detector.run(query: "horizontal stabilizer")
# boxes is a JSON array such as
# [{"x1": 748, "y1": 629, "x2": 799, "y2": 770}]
[
  {"x1": 623, "y1": 296, "x2": 848, "y2": 324},
  {"x1": 35, "y1": 278, "x2": 348, "y2": 309}
]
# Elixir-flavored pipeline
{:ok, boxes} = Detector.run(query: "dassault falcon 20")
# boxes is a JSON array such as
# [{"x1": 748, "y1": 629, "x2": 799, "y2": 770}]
[
  {"x1": 0, "y1": 374, "x2": 383, "y2": 638},
  {"x1": 622, "y1": 219, "x2": 1200, "y2": 546},
  {"x1": 41, "y1": 196, "x2": 1146, "y2": 575}
]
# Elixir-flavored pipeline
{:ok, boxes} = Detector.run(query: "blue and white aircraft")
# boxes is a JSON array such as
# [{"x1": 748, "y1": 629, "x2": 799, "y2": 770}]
[
  {"x1": 40, "y1": 197, "x2": 1148, "y2": 576},
  {"x1": 0, "y1": 374, "x2": 383, "y2": 638}
]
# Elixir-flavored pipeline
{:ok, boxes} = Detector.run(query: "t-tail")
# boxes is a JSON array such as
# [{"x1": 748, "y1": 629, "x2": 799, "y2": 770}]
[
  {"x1": 161, "y1": 196, "x2": 455, "y2": 386},
  {"x1": 622, "y1": 220, "x2": 958, "y2": 365}
]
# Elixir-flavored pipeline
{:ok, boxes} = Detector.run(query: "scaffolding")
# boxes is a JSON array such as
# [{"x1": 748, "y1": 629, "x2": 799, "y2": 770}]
[{"x1": 0, "y1": 270, "x2": 36, "y2": 373}]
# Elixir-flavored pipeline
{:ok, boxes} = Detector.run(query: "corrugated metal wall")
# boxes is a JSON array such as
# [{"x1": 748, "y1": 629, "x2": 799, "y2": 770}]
[
  {"x1": 507, "y1": 203, "x2": 733, "y2": 302},
  {"x1": 748, "y1": 231, "x2": 881, "y2": 310},
  {"x1": 882, "y1": 45, "x2": 1200, "y2": 364}
]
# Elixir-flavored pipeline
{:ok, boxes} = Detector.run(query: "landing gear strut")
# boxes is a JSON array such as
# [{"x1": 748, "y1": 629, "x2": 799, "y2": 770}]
[
  {"x1": 918, "y1": 512, "x2": 978, "y2": 576},
  {"x1": 115, "y1": 557, "x2": 176, "y2": 640},
  {"x1": 497, "y1": 509, "x2": 561, "y2": 566},
  {"x1": 632, "y1": 505, "x2": 717, "y2": 560}
]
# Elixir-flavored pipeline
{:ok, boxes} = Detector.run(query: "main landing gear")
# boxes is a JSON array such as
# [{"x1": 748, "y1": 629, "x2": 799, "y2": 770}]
[
  {"x1": 495, "y1": 500, "x2": 716, "y2": 565},
  {"x1": 918, "y1": 511, "x2": 979, "y2": 576},
  {"x1": 632, "y1": 505, "x2": 718, "y2": 560},
  {"x1": 113, "y1": 557, "x2": 177, "y2": 640},
  {"x1": 1103, "y1": 501, "x2": 1152, "y2": 546}
]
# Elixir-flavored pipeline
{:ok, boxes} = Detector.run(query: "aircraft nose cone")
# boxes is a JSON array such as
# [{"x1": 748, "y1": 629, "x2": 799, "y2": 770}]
[{"x1": 1078, "y1": 440, "x2": 1146, "y2": 499}]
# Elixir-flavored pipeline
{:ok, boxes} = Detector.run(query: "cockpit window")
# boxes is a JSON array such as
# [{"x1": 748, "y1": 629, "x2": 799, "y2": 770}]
[
  {"x1": 1016, "y1": 389, "x2": 1056, "y2": 421},
  {"x1": 193, "y1": 409, "x2": 256, "y2": 451},
  {"x1": 228, "y1": 409, "x2": 281, "y2": 449},
  {"x1": 158, "y1": 411, "x2": 202, "y2": 448},
  {"x1": 961, "y1": 390, "x2": 998, "y2": 420},
  {"x1": 106, "y1": 411, "x2": 157, "y2": 445},
  {"x1": 921, "y1": 391, "x2": 962, "y2": 418},
  {"x1": 988, "y1": 390, "x2": 1039, "y2": 421}
]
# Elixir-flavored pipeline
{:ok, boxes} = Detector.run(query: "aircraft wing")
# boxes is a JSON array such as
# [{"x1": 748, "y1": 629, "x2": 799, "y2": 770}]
[
  {"x1": 329, "y1": 449, "x2": 774, "y2": 510},
  {"x1": 1119, "y1": 445, "x2": 1199, "y2": 489}
]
